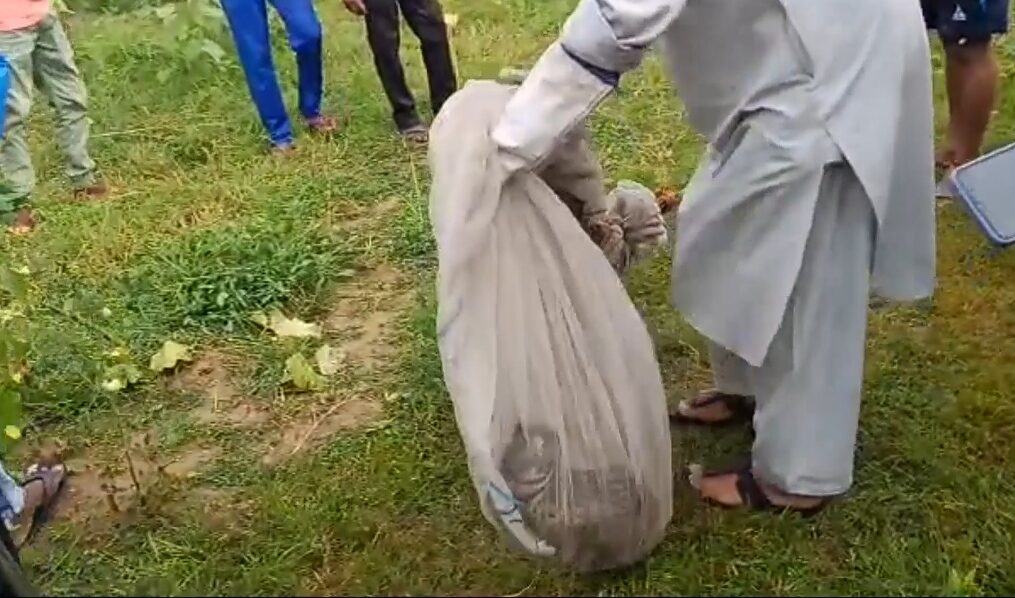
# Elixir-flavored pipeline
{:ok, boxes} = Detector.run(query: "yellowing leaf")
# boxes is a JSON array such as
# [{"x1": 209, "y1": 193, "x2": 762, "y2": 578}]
[
  {"x1": 314, "y1": 344, "x2": 344, "y2": 376},
  {"x1": 4, "y1": 426, "x2": 20, "y2": 440},
  {"x1": 149, "y1": 340, "x2": 193, "y2": 372},
  {"x1": 444, "y1": 13, "x2": 459, "y2": 28},
  {"x1": 285, "y1": 353, "x2": 324, "y2": 391},
  {"x1": 253, "y1": 309, "x2": 322, "y2": 339},
  {"x1": 0, "y1": 265, "x2": 29, "y2": 303},
  {"x1": 105, "y1": 347, "x2": 131, "y2": 360},
  {"x1": 250, "y1": 311, "x2": 269, "y2": 327},
  {"x1": 101, "y1": 378, "x2": 126, "y2": 392},
  {"x1": 102, "y1": 364, "x2": 143, "y2": 392}
]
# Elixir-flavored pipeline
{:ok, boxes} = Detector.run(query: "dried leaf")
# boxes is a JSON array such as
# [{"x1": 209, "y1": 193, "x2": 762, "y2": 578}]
[
  {"x1": 253, "y1": 309, "x2": 321, "y2": 339},
  {"x1": 314, "y1": 344, "x2": 344, "y2": 376},
  {"x1": 149, "y1": 340, "x2": 193, "y2": 372},
  {"x1": 285, "y1": 353, "x2": 324, "y2": 391}
]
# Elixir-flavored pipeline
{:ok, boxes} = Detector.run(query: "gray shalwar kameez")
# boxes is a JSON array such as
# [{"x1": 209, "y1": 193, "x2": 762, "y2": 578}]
[{"x1": 493, "y1": 0, "x2": 936, "y2": 496}]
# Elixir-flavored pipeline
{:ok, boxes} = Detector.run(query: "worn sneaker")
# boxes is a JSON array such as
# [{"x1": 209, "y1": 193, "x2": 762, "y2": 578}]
[
  {"x1": 270, "y1": 141, "x2": 297, "y2": 157},
  {"x1": 305, "y1": 115, "x2": 339, "y2": 136},
  {"x1": 399, "y1": 124, "x2": 428, "y2": 145}
]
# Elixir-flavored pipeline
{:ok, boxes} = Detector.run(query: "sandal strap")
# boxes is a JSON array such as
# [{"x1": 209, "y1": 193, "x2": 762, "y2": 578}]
[{"x1": 733, "y1": 467, "x2": 773, "y2": 510}]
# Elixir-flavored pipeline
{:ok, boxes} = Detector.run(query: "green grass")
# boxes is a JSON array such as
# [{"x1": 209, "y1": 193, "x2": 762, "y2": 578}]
[{"x1": 3, "y1": 1, "x2": 1015, "y2": 595}]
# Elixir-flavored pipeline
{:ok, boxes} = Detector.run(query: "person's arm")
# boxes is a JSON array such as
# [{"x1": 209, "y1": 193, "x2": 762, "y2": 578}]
[{"x1": 493, "y1": 0, "x2": 686, "y2": 170}]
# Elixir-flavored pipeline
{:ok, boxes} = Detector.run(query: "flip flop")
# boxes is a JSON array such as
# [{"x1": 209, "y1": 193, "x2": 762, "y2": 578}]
[
  {"x1": 689, "y1": 460, "x2": 831, "y2": 517},
  {"x1": 669, "y1": 390, "x2": 755, "y2": 428},
  {"x1": 18, "y1": 463, "x2": 68, "y2": 547}
]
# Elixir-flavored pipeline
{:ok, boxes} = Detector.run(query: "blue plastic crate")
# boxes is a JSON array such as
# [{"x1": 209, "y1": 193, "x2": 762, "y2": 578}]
[{"x1": 949, "y1": 141, "x2": 1015, "y2": 247}]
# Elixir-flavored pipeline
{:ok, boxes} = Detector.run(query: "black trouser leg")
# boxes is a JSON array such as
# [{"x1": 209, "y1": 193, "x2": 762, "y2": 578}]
[
  {"x1": 364, "y1": 0, "x2": 420, "y2": 130},
  {"x1": 397, "y1": 0, "x2": 457, "y2": 115}
]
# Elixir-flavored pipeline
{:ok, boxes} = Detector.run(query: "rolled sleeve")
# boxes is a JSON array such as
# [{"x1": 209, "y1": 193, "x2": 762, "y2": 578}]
[{"x1": 561, "y1": 0, "x2": 687, "y2": 74}]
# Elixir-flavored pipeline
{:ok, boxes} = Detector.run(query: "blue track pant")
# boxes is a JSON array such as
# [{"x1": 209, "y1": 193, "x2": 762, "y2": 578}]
[{"x1": 221, "y1": 0, "x2": 324, "y2": 146}]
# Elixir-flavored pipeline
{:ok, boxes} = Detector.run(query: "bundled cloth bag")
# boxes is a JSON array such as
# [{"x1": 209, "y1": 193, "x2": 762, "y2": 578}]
[{"x1": 429, "y1": 79, "x2": 672, "y2": 572}]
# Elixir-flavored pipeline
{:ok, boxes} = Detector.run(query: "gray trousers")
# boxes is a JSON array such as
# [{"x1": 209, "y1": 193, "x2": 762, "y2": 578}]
[
  {"x1": 710, "y1": 162, "x2": 875, "y2": 497},
  {"x1": 0, "y1": 12, "x2": 96, "y2": 204}
]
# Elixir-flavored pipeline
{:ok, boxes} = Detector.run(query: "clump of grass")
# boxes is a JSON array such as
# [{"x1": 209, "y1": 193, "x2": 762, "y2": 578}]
[{"x1": 120, "y1": 219, "x2": 352, "y2": 332}]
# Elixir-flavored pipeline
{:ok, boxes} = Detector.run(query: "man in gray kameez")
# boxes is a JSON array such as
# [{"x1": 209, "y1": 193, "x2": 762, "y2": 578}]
[{"x1": 493, "y1": 0, "x2": 936, "y2": 511}]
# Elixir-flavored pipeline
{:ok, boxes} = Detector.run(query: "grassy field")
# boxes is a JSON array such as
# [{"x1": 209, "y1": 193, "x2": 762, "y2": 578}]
[{"x1": 2, "y1": 1, "x2": 1015, "y2": 595}]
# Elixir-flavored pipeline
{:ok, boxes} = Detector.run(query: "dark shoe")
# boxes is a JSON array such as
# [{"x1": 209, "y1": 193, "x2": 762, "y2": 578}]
[
  {"x1": 305, "y1": 115, "x2": 339, "y2": 136},
  {"x1": 270, "y1": 141, "x2": 297, "y2": 157},
  {"x1": 399, "y1": 124, "x2": 428, "y2": 144}
]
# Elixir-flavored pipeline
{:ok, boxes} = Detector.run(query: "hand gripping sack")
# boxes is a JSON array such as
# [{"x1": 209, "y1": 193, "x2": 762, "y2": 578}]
[{"x1": 429, "y1": 80, "x2": 673, "y2": 572}]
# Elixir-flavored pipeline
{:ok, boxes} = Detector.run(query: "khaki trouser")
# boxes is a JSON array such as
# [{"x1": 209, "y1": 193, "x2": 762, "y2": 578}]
[{"x1": 0, "y1": 11, "x2": 95, "y2": 210}]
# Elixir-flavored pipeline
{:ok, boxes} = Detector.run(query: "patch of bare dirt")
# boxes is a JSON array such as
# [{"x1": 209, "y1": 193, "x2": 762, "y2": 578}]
[
  {"x1": 261, "y1": 397, "x2": 384, "y2": 468},
  {"x1": 168, "y1": 350, "x2": 271, "y2": 427},
  {"x1": 56, "y1": 432, "x2": 222, "y2": 529},
  {"x1": 325, "y1": 264, "x2": 413, "y2": 369}
]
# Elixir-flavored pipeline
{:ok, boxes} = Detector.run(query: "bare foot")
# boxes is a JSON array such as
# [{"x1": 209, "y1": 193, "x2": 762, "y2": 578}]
[
  {"x1": 6, "y1": 207, "x2": 36, "y2": 236},
  {"x1": 12, "y1": 462, "x2": 67, "y2": 547},
  {"x1": 694, "y1": 467, "x2": 826, "y2": 511}
]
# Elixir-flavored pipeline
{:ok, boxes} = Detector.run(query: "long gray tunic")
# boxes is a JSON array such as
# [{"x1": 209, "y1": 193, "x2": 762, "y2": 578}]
[{"x1": 504, "y1": 0, "x2": 936, "y2": 366}]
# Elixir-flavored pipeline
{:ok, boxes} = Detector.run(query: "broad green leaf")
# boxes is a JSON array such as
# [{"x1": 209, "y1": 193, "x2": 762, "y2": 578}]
[
  {"x1": 102, "y1": 363, "x2": 143, "y2": 392},
  {"x1": 285, "y1": 353, "x2": 324, "y2": 391},
  {"x1": 200, "y1": 39, "x2": 227, "y2": 63},
  {"x1": 155, "y1": 4, "x2": 177, "y2": 20},
  {"x1": 0, "y1": 388, "x2": 21, "y2": 425},
  {"x1": 4, "y1": 426, "x2": 20, "y2": 440},
  {"x1": 314, "y1": 344, "x2": 344, "y2": 376},
  {"x1": 0, "y1": 265, "x2": 28, "y2": 303},
  {"x1": 149, "y1": 340, "x2": 193, "y2": 372}
]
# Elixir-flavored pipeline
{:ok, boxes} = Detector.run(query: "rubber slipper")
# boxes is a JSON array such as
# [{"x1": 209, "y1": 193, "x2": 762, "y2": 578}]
[
  {"x1": 19, "y1": 463, "x2": 68, "y2": 547},
  {"x1": 670, "y1": 390, "x2": 755, "y2": 428}
]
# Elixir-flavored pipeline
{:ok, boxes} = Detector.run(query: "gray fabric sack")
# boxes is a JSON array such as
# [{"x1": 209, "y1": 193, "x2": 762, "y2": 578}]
[{"x1": 429, "y1": 79, "x2": 672, "y2": 572}]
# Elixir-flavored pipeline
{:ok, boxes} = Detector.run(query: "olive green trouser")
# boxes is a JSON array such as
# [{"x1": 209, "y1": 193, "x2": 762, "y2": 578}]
[{"x1": 0, "y1": 12, "x2": 96, "y2": 214}]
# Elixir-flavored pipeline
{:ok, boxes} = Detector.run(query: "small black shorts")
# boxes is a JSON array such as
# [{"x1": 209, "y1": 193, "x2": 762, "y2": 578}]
[{"x1": 922, "y1": 0, "x2": 1011, "y2": 44}]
